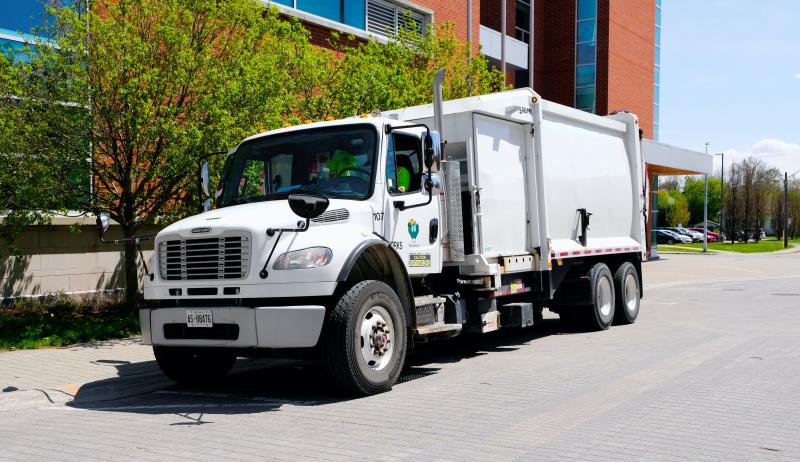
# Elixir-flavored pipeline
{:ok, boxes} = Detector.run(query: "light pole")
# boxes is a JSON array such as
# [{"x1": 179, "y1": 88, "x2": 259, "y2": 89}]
[
  {"x1": 715, "y1": 153, "x2": 724, "y2": 234},
  {"x1": 703, "y1": 143, "x2": 709, "y2": 252},
  {"x1": 786, "y1": 168, "x2": 800, "y2": 248}
]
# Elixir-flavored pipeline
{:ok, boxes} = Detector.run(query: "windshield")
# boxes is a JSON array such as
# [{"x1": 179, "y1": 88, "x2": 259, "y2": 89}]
[{"x1": 218, "y1": 125, "x2": 377, "y2": 207}]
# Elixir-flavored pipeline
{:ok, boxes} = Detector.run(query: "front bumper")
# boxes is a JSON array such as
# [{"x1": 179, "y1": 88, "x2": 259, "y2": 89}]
[{"x1": 139, "y1": 306, "x2": 326, "y2": 348}]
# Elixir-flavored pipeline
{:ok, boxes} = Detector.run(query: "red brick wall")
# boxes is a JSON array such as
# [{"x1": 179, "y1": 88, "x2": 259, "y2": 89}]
[
  {"x1": 595, "y1": 0, "x2": 610, "y2": 115},
  {"x1": 539, "y1": 0, "x2": 575, "y2": 106},
  {"x1": 480, "y1": 0, "x2": 516, "y2": 38},
  {"x1": 416, "y1": 0, "x2": 481, "y2": 54},
  {"x1": 531, "y1": 0, "x2": 545, "y2": 93},
  {"x1": 605, "y1": 0, "x2": 655, "y2": 137}
]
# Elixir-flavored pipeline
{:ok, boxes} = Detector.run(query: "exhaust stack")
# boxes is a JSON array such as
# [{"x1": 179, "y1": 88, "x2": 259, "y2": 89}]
[{"x1": 433, "y1": 68, "x2": 445, "y2": 138}]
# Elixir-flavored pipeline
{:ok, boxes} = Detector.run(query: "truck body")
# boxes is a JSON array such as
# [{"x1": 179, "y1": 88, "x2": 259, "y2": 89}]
[{"x1": 137, "y1": 87, "x2": 646, "y2": 394}]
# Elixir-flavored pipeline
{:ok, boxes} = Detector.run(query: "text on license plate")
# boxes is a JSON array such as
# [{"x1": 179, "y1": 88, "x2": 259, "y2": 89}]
[{"x1": 186, "y1": 310, "x2": 213, "y2": 328}]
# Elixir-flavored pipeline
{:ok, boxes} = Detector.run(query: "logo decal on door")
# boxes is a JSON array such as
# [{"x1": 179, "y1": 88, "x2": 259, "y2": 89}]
[{"x1": 407, "y1": 219, "x2": 420, "y2": 239}]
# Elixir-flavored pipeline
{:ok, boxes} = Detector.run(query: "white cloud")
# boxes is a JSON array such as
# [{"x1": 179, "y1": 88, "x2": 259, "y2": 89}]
[
  {"x1": 718, "y1": 139, "x2": 800, "y2": 175},
  {"x1": 794, "y1": 73, "x2": 800, "y2": 80}
]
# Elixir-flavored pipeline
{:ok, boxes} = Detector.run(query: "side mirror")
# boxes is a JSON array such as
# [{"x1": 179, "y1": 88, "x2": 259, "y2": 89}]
[
  {"x1": 423, "y1": 130, "x2": 441, "y2": 170},
  {"x1": 288, "y1": 193, "x2": 330, "y2": 219},
  {"x1": 96, "y1": 211, "x2": 110, "y2": 237},
  {"x1": 201, "y1": 162, "x2": 210, "y2": 197}
]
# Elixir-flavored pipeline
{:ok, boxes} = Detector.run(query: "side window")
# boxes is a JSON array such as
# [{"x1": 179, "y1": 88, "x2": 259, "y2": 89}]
[
  {"x1": 237, "y1": 159, "x2": 266, "y2": 199},
  {"x1": 386, "y1": 133, "x2": 422, "y2": 195}
]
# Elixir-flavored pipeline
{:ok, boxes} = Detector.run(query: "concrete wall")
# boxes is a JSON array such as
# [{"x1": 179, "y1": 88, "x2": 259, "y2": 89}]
[{"x1": 1, "y1": 217, "x2": 158, "y2": 299}]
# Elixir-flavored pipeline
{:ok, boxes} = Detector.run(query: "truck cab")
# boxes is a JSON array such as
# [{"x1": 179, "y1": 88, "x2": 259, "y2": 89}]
[{"x1": 141, "y1": 116, "x2": 442, "y2": 395}]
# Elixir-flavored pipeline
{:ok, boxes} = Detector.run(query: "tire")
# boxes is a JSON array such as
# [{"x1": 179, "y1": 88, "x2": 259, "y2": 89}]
[
  {"x1": 153, "y1": 346, "x2": 236, "y2": 385},
  {"x1": 322, "y1": 280, "x2": 407, "y2": 396},
  {"x1": 583, "y1": 263, "x2": 615, "y2": 330},
  {"x1": 613, "y1": 262, "x2": 640, "y2": 324}
]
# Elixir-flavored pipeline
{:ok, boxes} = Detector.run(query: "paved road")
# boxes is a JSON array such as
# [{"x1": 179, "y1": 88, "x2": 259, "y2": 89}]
[{"x1": 2, "y1": 251, "x2": 800, "y2": 461}]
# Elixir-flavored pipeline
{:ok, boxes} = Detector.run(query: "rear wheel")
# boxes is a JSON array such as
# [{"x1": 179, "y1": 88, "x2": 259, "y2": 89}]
[
  {"x1": 153, "y1": 346, "x2": 236, "y2": 385},
  {"x1": 322, "y1": 280, "x2": 407, "y2": 396},
  {"x1": 583, "y1": 263, "x2": 615, "y2": 330},
  {"x1": 613, "y1": 262, "x2": 640, "y2": 324}
]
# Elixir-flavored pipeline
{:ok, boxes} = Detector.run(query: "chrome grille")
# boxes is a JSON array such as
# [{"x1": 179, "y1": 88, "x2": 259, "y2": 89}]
[
  {"x1": 158, "y1": 232, "x2": 251, "y2": 281},
  {"x1": 311, "y1": 208, "x2": 350, "y2": 224}
]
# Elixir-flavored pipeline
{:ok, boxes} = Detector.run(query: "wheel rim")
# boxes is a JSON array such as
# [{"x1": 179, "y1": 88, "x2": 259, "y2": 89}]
[
  {"x1": 358, "y1": 306, "x2": 395, "y2": 371},
  {"x1": 624, "y1": 273, "x2": 638, "y2": 313},
  {"x1": 597, "y1": 276, "x2": 613, "y2": 318}
]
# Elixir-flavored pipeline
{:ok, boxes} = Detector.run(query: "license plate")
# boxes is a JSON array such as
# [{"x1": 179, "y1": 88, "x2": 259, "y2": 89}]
[{"x1": 186, "y1": 310, "x2": 213, "y2": 328}]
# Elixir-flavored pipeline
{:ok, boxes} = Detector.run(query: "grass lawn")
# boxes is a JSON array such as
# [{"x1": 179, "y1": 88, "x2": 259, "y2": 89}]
[
  {"x1": 657, "y1": 244, "x2": 707, "y2": 253},
  {"x1": 673, "y1": 240, "x2": 790, "y2": 253},
  {"x1": 0, "y1": 311, "x2": 140, "y2": 350},
  {"x1": 0, "y1": 293, "x2": 141, "y2": 350}
]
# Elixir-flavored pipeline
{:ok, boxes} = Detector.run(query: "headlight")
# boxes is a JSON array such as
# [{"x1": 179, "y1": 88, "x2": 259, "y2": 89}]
[{"x1": 273, "y1": 247, "x2": 332, "y2": 270}]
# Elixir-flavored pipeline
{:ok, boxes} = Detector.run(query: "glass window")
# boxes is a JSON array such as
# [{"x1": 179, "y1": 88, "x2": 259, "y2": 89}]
[
  {"x1": 576, "y1": 43, "x2": 596, "y2": 65},
  {"x1": 655, "y1": 26, "x2": 661, "y2": 45},
  {"x1": 577, "y1": 20, "x2": 596, "y2": 43},
  {"x1": 655, "y1": 46, "x2": 661, "y2": 64},
  {"x1": 577, "y1": 0, "x2": 597, "y2": 21},
  {"x1": 0, "y1": 0, "x2": 49, "y2": 34},
  {"x1": 296, "y1": 0, "x2": 365, "y2": 30},
  {"x1": 654, "y1": 85, "x2": 660, "y2": 105},
  {"x1": 387, "y1": 133, "x2": 422, "y2": 195},
  {"x1": 654, "y1": 106, "x2": 660, "y2": 125},
  {"x1": 655, "y1": 66, "x2": 660, "y2": 85},
  {"x1": 656, "y1": 7, "x2": 661, "y2": 26},
  {"x1": 0, "y1": 38, "x2": 30, "y2": 62},
  {"x1": 576, "y1": 86, "x2": 596, "y2": 111},
  {"x1": 343, "y1": 0, "x2": 366, "y2": 29},
  {"x1": 576, "y1": 64, "x2": 595, "y2": 86},
  {"x1": 297, "y1": 0, "x2": 340, "y2": 23},
  {"x1": 219, "y1": 125, "x2": 377, "y2": 206}
]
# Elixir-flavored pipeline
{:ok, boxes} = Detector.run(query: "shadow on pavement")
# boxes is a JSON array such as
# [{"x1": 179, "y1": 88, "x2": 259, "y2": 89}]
[{"x1": 68, "y1": 317, "x2": 571, "y2": 420}]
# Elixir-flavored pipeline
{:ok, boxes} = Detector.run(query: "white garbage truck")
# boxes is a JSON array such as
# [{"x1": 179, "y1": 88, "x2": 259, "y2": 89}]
[{"x1": 103, "y1": 73, "x2": 646, "y2": 395}]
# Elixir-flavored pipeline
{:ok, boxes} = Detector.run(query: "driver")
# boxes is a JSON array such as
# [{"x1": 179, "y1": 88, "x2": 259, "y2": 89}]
[{"x1": 326, "y1": 149, "x2": 357, "y2": 177}]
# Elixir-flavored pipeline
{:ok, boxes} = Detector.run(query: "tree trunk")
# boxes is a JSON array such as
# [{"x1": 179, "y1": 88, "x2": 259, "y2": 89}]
[{"x1": 123, "y1": 221, "x2": 139, "y2": 311}]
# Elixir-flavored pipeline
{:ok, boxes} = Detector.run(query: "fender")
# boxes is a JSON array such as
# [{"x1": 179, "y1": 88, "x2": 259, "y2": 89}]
[{"x1": 336, "y1": 239, "x2": 415, "y2": 328}]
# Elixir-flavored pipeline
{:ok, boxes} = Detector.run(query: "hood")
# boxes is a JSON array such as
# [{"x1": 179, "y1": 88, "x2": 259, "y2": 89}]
[{"x1": 159, "y1": 199, "x2": 373, "y2": 239}]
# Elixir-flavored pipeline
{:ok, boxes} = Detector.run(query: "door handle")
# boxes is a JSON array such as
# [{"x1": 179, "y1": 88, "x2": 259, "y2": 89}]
[{"x1": 429, "y1": 218, "x2": 439, "y2": 243}]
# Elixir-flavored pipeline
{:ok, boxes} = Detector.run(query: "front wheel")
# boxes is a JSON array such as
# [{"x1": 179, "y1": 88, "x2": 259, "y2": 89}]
[{"x1": 322, "y1": 280, "x2": 407, "y2": 395}]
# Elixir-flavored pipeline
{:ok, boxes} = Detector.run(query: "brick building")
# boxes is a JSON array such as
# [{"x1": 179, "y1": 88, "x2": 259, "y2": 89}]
[{"x1": 268, "y1": 0, "x2": 660, "y2": 140}]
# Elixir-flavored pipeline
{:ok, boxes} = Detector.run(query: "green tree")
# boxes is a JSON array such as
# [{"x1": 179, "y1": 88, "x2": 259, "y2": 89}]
[
  {"x1": 657, "y1": 189, "x2": 690, "y2": 228},
  {"x1": 295, "y1": 21, "x2": 505, "y2": 120},
  {"x1": 684, "y1": 176, "x2": 722, "y2": 227},
  {"x1": 2, "y1": 0, "x2": 312, "y2": 307},
  {"x1": 1, "y1": 0, "x2": 506, "y2": 308}
]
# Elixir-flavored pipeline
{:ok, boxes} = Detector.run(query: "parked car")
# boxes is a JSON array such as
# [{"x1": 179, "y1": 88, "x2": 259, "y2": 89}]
[
  {"x1": 656, "y1": 229, "x2": 691, "y2": 245},
  {"x1": 688, "y1": 228, "x2": 718, "y2": 243},
  {"x1": 670, "y1": 227, "x2": 703, "y2": 243}
]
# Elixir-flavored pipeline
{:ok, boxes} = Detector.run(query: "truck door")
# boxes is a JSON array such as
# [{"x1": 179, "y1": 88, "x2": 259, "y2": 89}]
[
  {"x1": 383, "y1": 130, "x2": 442, "y2": 275},
  {"x1": 472, "y1": 114, "x2": 532, "y2": 256}
]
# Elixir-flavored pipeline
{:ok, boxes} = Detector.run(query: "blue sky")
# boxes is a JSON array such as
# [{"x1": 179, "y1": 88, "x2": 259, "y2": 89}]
[{"x1": 659, "y1": 0, "x2": 800, "y2": 175}]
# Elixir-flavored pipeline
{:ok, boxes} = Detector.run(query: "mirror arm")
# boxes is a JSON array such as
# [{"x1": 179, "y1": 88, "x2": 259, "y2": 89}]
[
  {"x1": 98, "y1": 233, "x2": 156, "y2": 245},
  {"x1": 266, "y1": 217, "x2": 310, "y2": 237},
  {"x1": 393, "y1": 176, "x2": 434, "y2": 211},
  {"x1": 260, "y1": 217, "x2": 311, "y2": 279}
]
